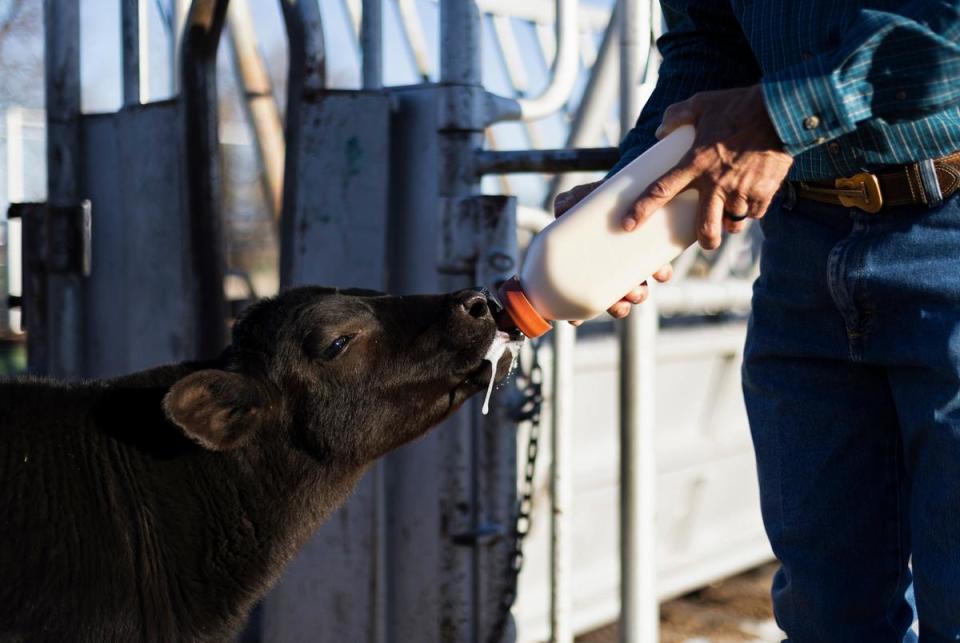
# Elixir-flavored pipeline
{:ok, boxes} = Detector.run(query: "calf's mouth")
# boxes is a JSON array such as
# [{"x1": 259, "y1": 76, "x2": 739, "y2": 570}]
[{"x1": 465, "y1": 331, "x2": 523, "y2": 388}]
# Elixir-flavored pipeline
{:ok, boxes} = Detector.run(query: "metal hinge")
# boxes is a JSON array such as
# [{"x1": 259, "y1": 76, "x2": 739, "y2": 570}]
[
  {"x1": 7, "y1": 200, "x2": 92, "y2": 276},
  {"x1": 452, "y1": 521, "x2": 506, "y2": 547}
]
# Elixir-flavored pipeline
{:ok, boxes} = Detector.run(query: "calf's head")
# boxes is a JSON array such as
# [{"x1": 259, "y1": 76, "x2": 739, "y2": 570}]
[{"x1": 162, "y1": 287, "x2": 517, "y2": 463}]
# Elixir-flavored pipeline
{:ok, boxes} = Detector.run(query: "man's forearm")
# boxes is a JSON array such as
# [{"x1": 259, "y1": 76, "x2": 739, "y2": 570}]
[
  {"x1": 611, "y1": 0, "x2": 762, "y2": 176},
  {"x1": 761, "y1": 1, "x2": 960, "y2": 155}
]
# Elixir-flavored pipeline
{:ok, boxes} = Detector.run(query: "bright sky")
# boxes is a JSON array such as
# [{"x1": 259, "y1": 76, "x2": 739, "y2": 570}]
[{"x1": 76, "y1": 1, "x2": 613, "y2": 115}]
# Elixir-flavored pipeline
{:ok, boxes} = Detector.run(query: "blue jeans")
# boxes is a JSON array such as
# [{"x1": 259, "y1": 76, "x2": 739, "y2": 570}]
[{"x1": 743, "y1": 188, "x2": 960, "y2": 642}]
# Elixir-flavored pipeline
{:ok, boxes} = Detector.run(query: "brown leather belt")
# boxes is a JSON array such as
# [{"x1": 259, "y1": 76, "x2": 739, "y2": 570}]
[{"x1": 791, "y1": 151, "x2": 960, "y2": 213}]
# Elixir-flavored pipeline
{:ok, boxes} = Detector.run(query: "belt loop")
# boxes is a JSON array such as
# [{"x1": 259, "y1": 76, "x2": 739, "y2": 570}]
[{"x1": 918, "y1": 159, "x2": 944, "y2": 208}]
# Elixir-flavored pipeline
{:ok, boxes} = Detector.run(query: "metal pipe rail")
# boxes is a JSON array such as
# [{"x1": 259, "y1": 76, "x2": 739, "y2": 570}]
[
  {"x1": 278, "y1": 0, "x2": 326, "y2": 286},
  {"x1": 180, "y1": 0, "x2": 231, "y2": 360},
  {"x1": 358, "y1": 5, "x2": 387, "y2": 642},
  {"x1": 279, "y1": 0, "x2": 327, "y2": 99},
  {"x1": 475, "y1": 147, "x2": 621, "y2": 175},
  {"x1": 618, "y1": 3, "x2": 659, "y2": 642},
  {"x1": 515, "y1": 206, "x2": 576, "y2": 643},
  {"x1": 361, "y1": 0, "x2": 383, "y2": 89},
  {"x1": 514, "y1": 0, "x2": 579, "y2": 121},
  {"x1": 476, "y1": 0, "x2": 610, "y2": 32}
]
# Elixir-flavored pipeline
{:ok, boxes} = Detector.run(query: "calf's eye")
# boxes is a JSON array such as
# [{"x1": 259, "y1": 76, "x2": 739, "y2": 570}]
[{"x1": 323, "y1": 335, "x2": 353, "y2": 360}]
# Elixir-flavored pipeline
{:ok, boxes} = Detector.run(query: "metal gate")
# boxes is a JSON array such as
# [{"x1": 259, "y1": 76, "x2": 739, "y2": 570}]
[{"x1": 9, "y1": 1, "x2": 768, "y2": 642}]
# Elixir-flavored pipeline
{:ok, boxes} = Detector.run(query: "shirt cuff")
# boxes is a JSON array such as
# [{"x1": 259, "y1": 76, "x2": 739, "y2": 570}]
[{"x1": 760, "y1": 57, "x2": 859, "y2": 156}]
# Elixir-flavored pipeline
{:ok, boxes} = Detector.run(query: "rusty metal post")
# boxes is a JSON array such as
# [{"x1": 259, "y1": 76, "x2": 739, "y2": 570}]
[{"x1": 180, "y1": 0, "x2": 230, "y2": 360}]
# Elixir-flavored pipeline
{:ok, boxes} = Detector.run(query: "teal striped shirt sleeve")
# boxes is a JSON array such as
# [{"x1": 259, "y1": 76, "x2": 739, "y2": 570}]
[
  {"x1": 762, "y1": 1, "x2": 960, "y2": 155},
  {"x1": 609, "y1": 1, "x2": 762, "y2": 176}
]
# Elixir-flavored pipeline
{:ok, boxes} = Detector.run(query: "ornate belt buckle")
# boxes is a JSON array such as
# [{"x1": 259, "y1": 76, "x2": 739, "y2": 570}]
[{"x1": 836, "y1": 172, "x2": 883, "y2": 213}]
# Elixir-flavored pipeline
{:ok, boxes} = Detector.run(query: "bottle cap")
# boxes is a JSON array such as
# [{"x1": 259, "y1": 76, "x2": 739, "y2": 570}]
[{"x1": 497, "y1": 276, "x2": 552, "y2": 338}]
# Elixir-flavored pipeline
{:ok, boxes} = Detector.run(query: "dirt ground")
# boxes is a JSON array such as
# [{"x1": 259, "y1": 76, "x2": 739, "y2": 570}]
[{"x1": 576, "y1": 563, "x2": 784, "y2": 643}]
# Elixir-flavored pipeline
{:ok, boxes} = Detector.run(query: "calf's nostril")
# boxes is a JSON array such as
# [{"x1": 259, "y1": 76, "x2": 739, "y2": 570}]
[
  {"x1": 456, "y1": 291, "x2": 490, "y2": 319},
  {"x1": 467, "y1": 300, "x2": 488, "y2": 319}
]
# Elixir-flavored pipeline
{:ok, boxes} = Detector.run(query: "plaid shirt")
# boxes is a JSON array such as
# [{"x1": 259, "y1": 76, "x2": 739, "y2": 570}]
[{"x1": 615, "y1": 0, "x2": 960, "y2": 180}]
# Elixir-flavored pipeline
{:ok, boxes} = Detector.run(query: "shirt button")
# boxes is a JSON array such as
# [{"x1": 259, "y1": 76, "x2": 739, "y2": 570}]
[
  {"x1": 895, "y1": 90, "x2": 907, "y2": 100},
  {"x1": 803, "y1": 115, "x2": 821, "y2": 130},
  {"x1": 828, "y1": 142, "x2": 841, "y2": 155}
]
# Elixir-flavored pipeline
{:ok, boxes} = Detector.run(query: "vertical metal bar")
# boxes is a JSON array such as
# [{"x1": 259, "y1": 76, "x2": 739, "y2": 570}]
[
  {"x1": 359, "y1": 22, "x2": 387, "y2": 642},
  {"x1": 618, "y1": 303, "x2": 659, "y2": 643},
  {"x1": 227, "y1": 0, "x2": 286, "y2": 221},
  {"x1": 372, "y1": 461, "x2": 388, "y2": 643},
  {"x1": 278, "y1": 0, "x2": 326, "y2": 286},
  {"x1": 440, "y1": 0, "x2": 481, "y2": 85},
  {"x1": 19, "y1": 204, "x2": 48, "y2": 372},
  {"x1": 363, "y1": 11, "x2": 386, "y2": 638},
  {"x1": 282, "y1": 0, "x2": 326, "y2": 96},
  {"x1": 619, "y1": 1, "x2": 659, "y2": 643},
  {"x1": 180, "y1": 0, "x2": 230, "y2": 360},
  {"x1": 363, "y1": 15, "x2": 387, "y2": 639},
  {"x1": 361, "y1": 0, "x2": 382, "y2": 89},
  {"x1": 4, "y1": 109, "x2": 23, "y2": 333},
  {"x1": 550, "y1": 321, "x2": 575, "y2": 643},
  {"x1": 439, "y1": 4, "x2": 485, "y2": 641},
  {"x1": 122, "y1": 0, "x2": 150, "y2": 105},
  {"x1": 170, "y1": 0, "x2": 190, "y2": 93},
  {"x1": 43, "y1": 0, "x2": 83, "y2": 377}
]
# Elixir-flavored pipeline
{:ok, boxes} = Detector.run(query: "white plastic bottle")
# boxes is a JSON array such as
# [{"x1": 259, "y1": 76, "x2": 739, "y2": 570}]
[{"x1": 497, "y1": 125, "x2": 699, "y2": 338}]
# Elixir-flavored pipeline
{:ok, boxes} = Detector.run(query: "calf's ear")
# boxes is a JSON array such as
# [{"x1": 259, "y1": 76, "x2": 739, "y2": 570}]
[{"x1": 163, "y1": 370, "x2": 271, "y2": 451}]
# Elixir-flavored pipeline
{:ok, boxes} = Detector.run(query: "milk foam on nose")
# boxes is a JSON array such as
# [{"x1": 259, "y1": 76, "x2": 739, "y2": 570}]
[{"x1": 481, "y1": 331, "x2": 524, "y2": 415}]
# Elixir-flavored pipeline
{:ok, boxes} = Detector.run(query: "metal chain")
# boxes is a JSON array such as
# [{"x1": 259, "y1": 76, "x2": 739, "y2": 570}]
[{"x1": 487, "y1": 338, "x2": 544, "y2": 643}]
